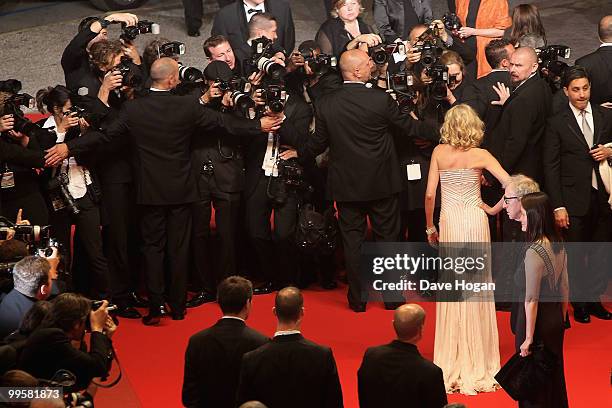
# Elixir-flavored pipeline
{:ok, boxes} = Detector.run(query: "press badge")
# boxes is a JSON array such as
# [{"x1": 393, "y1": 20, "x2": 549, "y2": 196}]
[
  {"x1": 1, "y1": 171, "x2": 15, "y2": 189},
  {"x1": 406, "y1": 163, "x2": 421, "y2": 181}
]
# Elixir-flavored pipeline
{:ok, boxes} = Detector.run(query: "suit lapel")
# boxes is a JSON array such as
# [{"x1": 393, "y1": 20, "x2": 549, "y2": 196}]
[
  {"x1": 238, "y1": 1, "x2": 249, "y2": 43},
  {"x1": 563, "y1": 106, "x2": 590, "y2": 149}
]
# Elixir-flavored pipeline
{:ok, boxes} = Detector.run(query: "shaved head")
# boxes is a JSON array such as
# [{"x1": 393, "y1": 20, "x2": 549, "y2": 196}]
[
  {"x1": 239, "y1": 402, "x2": 268, "y2": 408},
  {"x1": 339, "y1": 49, "x2": 371, "y2": 81},
  {"x1": 150, "y1": 57, "x2": 178, "y2": 82},
  {"x1": 393, "y1": 304, "x2": 426, "y2": 342},
  {"x1": 514, "y1": 46, "x2": 538, "y2": 65},
  {"x1": 599, "y1": 15, "x2": 612, "y2": 42},
  {"x1": 509, "y1": 46, "x2": 539, "y2": 84}
]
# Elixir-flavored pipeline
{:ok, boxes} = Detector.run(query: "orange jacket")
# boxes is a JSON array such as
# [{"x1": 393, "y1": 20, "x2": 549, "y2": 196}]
[{"x1": 455, "y1": 0, "x2": 512, "y2": 78}]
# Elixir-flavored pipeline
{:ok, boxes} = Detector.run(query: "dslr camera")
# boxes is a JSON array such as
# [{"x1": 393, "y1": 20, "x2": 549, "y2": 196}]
[
  {"x1": 369, "y1": 43, "x2": 406, "y2": 65},
  {"x1": 428, "y1": 64, "x2": 452, "y2": 101},
  {"x1": 259, "y1": 84, "x2": 286, "y2": 113},
  {"x1": 216, "y1": 77, "x2": 256, "y2": 111},
  {"x1": 537, "y1": 45, "x2": 571, "y2": 92},
  {"x1": 159, "y1": 41, "x2": 186, "y2": 58},
  {"x1": 250, "y1": 37, "x2": 286, "y2": 80},
  {"x1": 413, "y1": 24, "x2": 447, "y2": 69},
  {"x1": 120, "y1": 20, "x2": 160, "y2": 41},
  {"x1": 442, "y1": 12, "x2": 462, "y2": 33},
  {"x1": 0, "y1": 80, "x2": 50, "y2": 140},
  {"x1": 114, "y1": 56, "x2": 143, "y2": 88},
  {"x1": 387, "y1": 72, "x2": 419, "y2": 114},
  {"x1": 299, "y1": 49, "x2": 338, "y2": 76},
  {"x1": 178, "y1": 62, "x2": 204, "y2": 83}
]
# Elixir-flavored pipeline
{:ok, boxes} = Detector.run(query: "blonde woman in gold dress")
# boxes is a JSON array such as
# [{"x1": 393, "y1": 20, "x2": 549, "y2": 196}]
[{"x1": 424, "y1": 104, "x2": 510, "y2": 395}]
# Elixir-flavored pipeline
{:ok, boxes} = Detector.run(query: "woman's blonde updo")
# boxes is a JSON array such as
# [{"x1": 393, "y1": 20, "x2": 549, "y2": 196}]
[{"x1": 440, "y1": 104, "x2": 485, "y2": 149}]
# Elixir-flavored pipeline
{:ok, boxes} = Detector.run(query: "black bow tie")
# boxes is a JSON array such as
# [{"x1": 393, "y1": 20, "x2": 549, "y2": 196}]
[{"x1": 247, "y1": 8, "x2": 262, "y2": 14}]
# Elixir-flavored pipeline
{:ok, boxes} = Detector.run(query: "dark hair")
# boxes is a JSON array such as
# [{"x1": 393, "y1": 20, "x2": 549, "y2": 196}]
[
  {"x1": 217, "y1": 276, "x2": 253, "y2": 314},
  {"x1": 203, "y1": 35, "x2": 230, "y2": 58},
  {"x1": 562, "y1": 65, "x2": 590, "y2": 89},
  {"x1": 89, "y1": 39, "x2": 124, "y2": 71},
  {"x1": 42, "y1": 293, "x2": 91, "y2": 333},
  {"x1": 18, "y1": 300, "x2": 52, "y2": 336},
  {"x1": 35, "y1": 85, "x2": 71, "y2": 115},
  {"x1": 274, "y1": 287, "x2": 303, "y2": 323},
  {"x1": 485, "y1": 38, "x2": 512, "y2": 69},
  {"x1": 143, "y1": 37, "x2": 171, "y2": 69},
  {"x1": 298, "y1": 40, "x2": 320, "y2": 54},
  {"x1": 522, "y1": 192, "x2": 563, "y2": 253},
  {"x1": 510, "y1": 4, "x2": 547, "y2": 46}
]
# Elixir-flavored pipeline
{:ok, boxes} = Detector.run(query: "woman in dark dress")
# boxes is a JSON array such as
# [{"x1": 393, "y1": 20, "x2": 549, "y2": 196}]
[
  {"x1": 515, "y1": 192, "x2": 569, "y2": 408},
  {"x1": 315, "y1": 0, "x2": 374, "y2": 59}
]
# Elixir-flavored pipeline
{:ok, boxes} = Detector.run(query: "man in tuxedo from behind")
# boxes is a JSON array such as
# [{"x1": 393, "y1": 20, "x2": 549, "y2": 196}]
[
  {"x1": 575, "y1": 15, "x2": 612, "y2": 107},
  {"x1": 297, "y1": 49, "x2": 438, "y2": 312},
  {"x1": 358, "y1": 304, "x2": 447, "y2": 408},
  {"x1": 236, "y1": 287, "x2": 343, "y2": 408},
  {"x1": 543, "y1": 66, "x2": 612, "y2": 324},
  {"x1": 182, "y1": 276, "x2": 268, "y2": 408},
  {"x1": 212, "y1": 0, "x2": 295, "y2": 57},
  {"x1": 51, "y1": 58, "x2": 282, "y2": 325}
]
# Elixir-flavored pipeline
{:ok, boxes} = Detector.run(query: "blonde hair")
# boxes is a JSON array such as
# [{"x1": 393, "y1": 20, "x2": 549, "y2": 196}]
[
  {"x1": 440, "y1": 104, "x2": 484, "y2": 149},
  {"x1": 330, "y1": 0, "x2": 364, "y2": 19}
]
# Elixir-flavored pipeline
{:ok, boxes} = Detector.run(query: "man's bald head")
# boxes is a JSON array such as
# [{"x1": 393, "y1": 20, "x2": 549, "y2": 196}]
[
  {"x1": 339, "y1": 49, "x2": 371, "y2": 82},
  {"x1": 150, "y1": 57, "x2": 179, "y2": 83},
  {"x1": 599, "y1": 15, "x2": 612, "y2": 43},
  {"x1": 274, "y1": 287, "x2": 304, "y2": 323},
  {"x1": 509, "y1": 46, "x2": 539, "y2": 84},
  {"x1": 239, "y1": 402, "x2": 268, "y2": 408},
  {"x1": 393, "y1": 304, "x2": 426, "y2": 342}
]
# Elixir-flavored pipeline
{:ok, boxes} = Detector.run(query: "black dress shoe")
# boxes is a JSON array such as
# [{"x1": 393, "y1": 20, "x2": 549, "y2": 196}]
[
  {"x1": 349, "y1": 303, "x2": 366, "y2": 313},
  {"x1": 253, "y1": 283, "x2": 273, "y2": 295},
  {"x1": 114, "y1": 306, "x2": 142, "y2": 319},
  {"x1": 573, "y1": 308, "x2": 591, "y2": 324},
  {"x1": 187, "y1": 29, "x2": 201, "y2": 37},
  {"x1": 186, "y1": 291, "x2": 216, "y2": 308},
  {"x1": 142, "y1": 312, "x2": 161, "y2": 326},
  {"x1": 126, "y1": 292, "x2": 148, "y2": 308},
  {"x1": 588, "y1": 302, "x2": 612, "y2": 320}
]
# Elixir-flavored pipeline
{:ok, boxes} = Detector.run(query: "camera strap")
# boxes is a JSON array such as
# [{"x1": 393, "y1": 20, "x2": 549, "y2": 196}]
[{"x1": 262, "y1": 132, "x2": 280, "y2": 177}]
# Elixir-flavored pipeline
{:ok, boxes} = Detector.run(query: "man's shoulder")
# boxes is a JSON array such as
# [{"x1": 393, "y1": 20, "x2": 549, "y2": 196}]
[
  {"x1": 189, "y1": 321, "x2": 267, "y2": 344},
  {"x1": 268, "y1": 0, "x2": 292, "y2": 14},
  {"x1": 576, "y1": 47, "x2": 610, "y2": 66}
]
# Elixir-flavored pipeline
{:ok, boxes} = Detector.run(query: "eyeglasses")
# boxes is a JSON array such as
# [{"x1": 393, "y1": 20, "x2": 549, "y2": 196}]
[{"x1": 503, "y1": 196, "x2": 519, "y2": 204}]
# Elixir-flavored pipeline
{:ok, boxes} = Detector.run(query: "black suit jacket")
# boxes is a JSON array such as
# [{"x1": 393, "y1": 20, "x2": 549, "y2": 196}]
[
  {"x1": 237, "y1": 333, "x2": 343, "y2": 408},
  {"x1": 462, "y1": 70, "x2": 512, "y2": 147},
  {"x1": 576, "y1": 46, "x2": 612, "y2": 105},
  {"x1": 490, "y1": 75, "x2": 552, "y2": 183},
  {"x1": 0, "y1": 289, "x2": 36, "y2": 340},
  {"x1": 299, "y1": 83, "x2": 437, "y2": 202},
  {"x1": 243, "y1": 94, "x2": 312, "y2": 198},
  {"x1": 543, "y1": 104, "x2": 612, "y2": 216},
  {"x1": 18, "y1": 328, "x2": 112, "y2": 391},
  {"x1": 67, "y1": 91, "x2": 262, "y2": 206},
  {"x1": 182, "y1": 318, "x2": 268, "y2": 408},
  {"x1": 211, "y1": 0, "x2": 296, "y2": 55},
  {"x1": 373, "y1": 0, "x2": 432, "y2": 43},
  {"x1": 358, "y1": 341, "x2": 447, "y2": 408},
  {"x1": 61, "y1": 27, "x2": 99, "y2": 93}
]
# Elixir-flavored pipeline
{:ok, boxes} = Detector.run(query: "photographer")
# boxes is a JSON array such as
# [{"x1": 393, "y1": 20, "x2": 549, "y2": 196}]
[
  {"x1": 438, "y1": 50, "x2": 468, "y2": 106},
  {"x1": 62, "y1": 13, "x2": 140, "y2": 93},
  {"x1": 37, "y1": 86, "x2": 109, "y2": 302},
  {"x1": 0, "y1": 256, "x2": 52, "y2": 340},
  {"x1": 18, "y1": 293, "x2": 116, "y2": 392},
  {"x1": 0, "y1": 82, "x2": 49, "y2": 225}
]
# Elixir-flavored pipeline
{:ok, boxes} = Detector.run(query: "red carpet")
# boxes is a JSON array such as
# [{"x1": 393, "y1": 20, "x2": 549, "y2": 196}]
[{"x1": 96, "y1": 285, "x2": 612, "y2": 408}]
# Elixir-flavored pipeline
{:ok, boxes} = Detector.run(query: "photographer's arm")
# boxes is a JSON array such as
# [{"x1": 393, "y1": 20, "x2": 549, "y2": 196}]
[{"x1": 61, "y1": 26, "x2": 99, "y2": 75}]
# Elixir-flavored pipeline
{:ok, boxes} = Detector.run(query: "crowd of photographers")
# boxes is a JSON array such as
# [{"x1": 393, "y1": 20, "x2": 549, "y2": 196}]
[{"x1": 0, "y1": 0, "x2": 611, "y2": 404}]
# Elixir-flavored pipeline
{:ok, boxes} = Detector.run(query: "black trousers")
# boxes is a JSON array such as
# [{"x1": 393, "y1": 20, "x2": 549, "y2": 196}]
[
  {"x1": 101, "y1": 183, "x2": 139, "y2": 305},
  {"x1": 565, "y1": 188, "x2": 611, "y2": 309},
  {"x1": 140, "y1": 204, "x2": 192, "y2": 313},
  {"x1": 191, "y1": 174, "x2": 241, "y2": 293},
  {"x1": 50, "y1": 194, "x2": 109, "y2": 299},
  {"x1": 337, "y1": 195, "x2": 401, "y2": 307},
  {"x1": 182, "y1": 0, "x2": 234, "y2": 32},
  {"x1": 245, "y1": 174, "x2": 298, "y2": 287}
]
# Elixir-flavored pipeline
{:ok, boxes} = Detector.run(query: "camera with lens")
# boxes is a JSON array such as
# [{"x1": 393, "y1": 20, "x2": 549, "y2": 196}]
[
  {"x1": 215, "y1": 77, "x2": 256, "y2": 111},
  {"x1": 299, "y1": 49, "x2": 338, "y2": 75},
  {"x1": 120, "y1": 20, "x2": 160, "y2": 42},
  {"x1": 114, "y1": 56, "x2": 143, "y2": 88},
  {"x1": 159, "y1": 41, "x2": 186, "y2": 58},
  {"x1": 537, "y1": 45, "x2": 571, "y2": 93},
  {"x1": 413, "y1": 25, "x2": 446, "y2": 69},
  {"x1": 0, "y1": 80, "x2": 51, "y2": 140},
  {"x1": 47, "y1": 172, "x2": 80, "y2": 215},
  {"x1": 178, "y1": 62, "x2": 204, "y2": 83},
  {"x1": 259, "y1": 84, "x2": 286, "y2": 113},
  {"x1": 250, "y1": 37, "x2": 287, "y2": 80},
  {"x1": 387, "y1": 72, "x2": 419, "y2": 114},
  {"x1": 267, "y1": 157, "x2": 313, "y2": 206},
  {"x1": 428, "y1": 64, "x2": 451, "y2": 101},
  {"x1": 369, "y1": 43, "x2": 406, "y2": 66},
  {"x1": 442, "y1": 12, "x2": 462, "y2": 32}
]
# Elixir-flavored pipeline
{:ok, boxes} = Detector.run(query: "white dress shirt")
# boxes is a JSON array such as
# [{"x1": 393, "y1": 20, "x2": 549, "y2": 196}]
[{"x1": 244, "y1": 1, "x2": 265, "y2": 22}]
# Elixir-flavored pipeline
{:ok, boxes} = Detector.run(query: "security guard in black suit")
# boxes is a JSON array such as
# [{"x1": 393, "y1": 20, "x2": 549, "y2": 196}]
[
  {"x1": 47, "y1": 58, "x2": 282, "y2": 325},
  {"x1": 575, "y1": 15, "x2": 612, "y2": 106}
]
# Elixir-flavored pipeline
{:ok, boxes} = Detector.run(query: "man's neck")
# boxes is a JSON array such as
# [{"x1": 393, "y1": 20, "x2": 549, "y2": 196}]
[
  {"x1": 276, "y1": 322, "x2": 300, "y2": 332},
  {"x1": 223, "y1": 312, "x2": 248, "y2": 320},
  {"x1": 397, "y1": 337, "x2": 419, "y2": 346},
  {"x1": 151, "y1": 83, "x2": 171, "y2": 91}
]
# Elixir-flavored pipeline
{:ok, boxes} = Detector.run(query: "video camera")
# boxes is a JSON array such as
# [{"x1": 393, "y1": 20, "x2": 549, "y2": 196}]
[
  {"x1": 0, "y1": 80, "x2": 51, "y2": 140},
  {"x1": 387, "y1": 72, "x2": 419, "y2": 114},
  {"x1": 250, "y1": 37, "x2": 286, "y2": 80},
  {"x1": 369, "y1": 43, "x2": 407, "y2": 65},
  {"x1": 537, "y1": 45, "x2": 571, "y2": 93},
  {"x1": 120, "y1": 20, "x2": 160, "y2": 42}
]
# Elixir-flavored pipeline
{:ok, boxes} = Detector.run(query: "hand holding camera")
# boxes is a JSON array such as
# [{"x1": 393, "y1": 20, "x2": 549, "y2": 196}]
[
  {"x1": 0, "y1": 114, "x2": 14, "y2": 132},
  {"x1": 89, "y1": 300, "x2": 110, "y2": 333},
  {"x1": 101, "y1": 70, "x2": 123, "y2": 92},
  {"x1": 259, "y1": 114, "x2": 284, "y2": 133}
]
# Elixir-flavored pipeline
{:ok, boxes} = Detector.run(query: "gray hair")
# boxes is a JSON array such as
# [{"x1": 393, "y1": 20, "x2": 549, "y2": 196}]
[
  {"x1": 518, "y1": 33, "x2": 546, "y2": 49},
  {"x1": 13, "y1": 256, "x2": 50, "y2": 297},
  {"x1": 508, "y1": 174, "x2": 540, "y2": 198}
]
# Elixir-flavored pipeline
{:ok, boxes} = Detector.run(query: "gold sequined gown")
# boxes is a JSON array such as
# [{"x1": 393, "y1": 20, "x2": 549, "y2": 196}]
[{"x1": 433, "y1": 168, "x2": 501, "y2": 395}]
